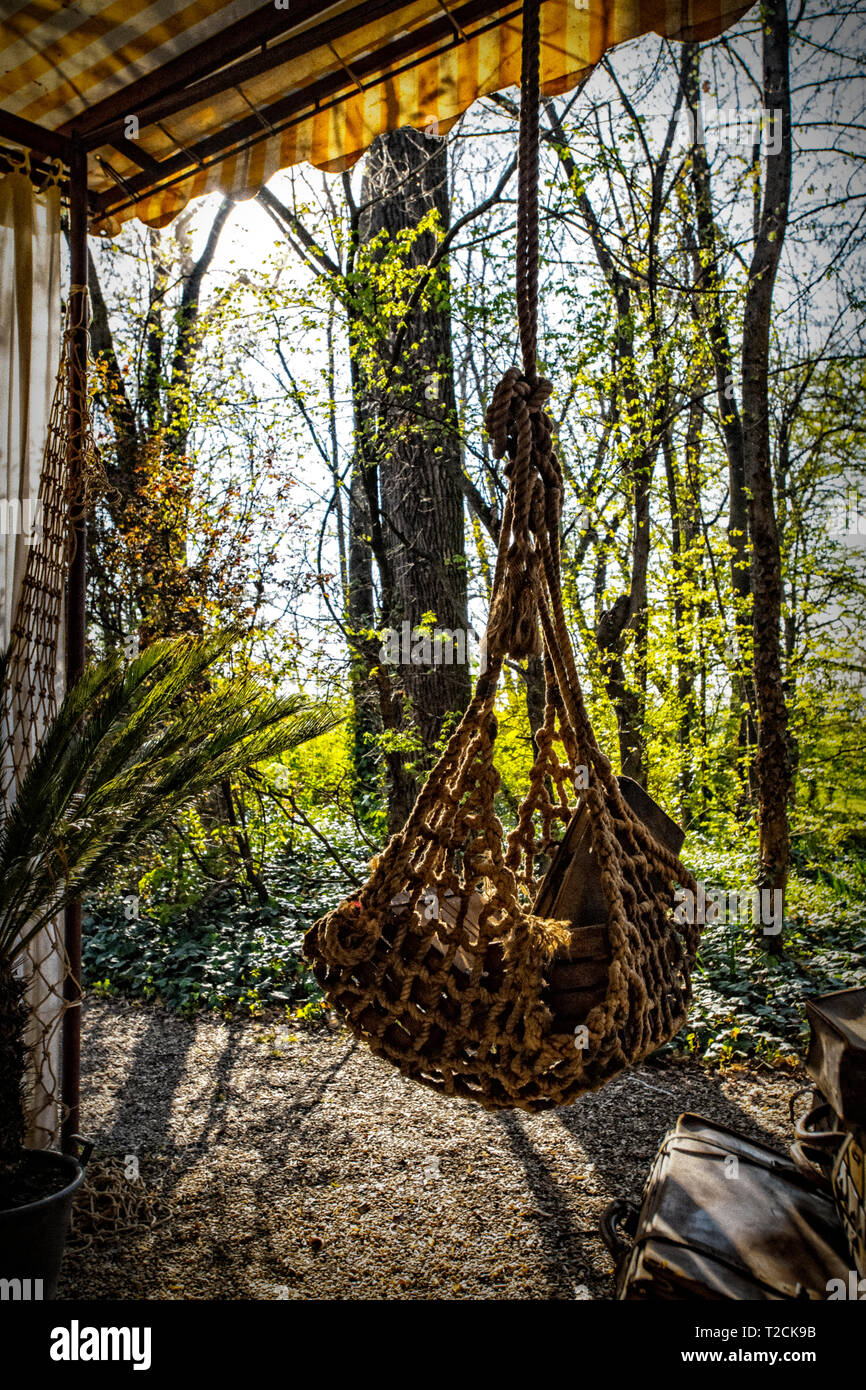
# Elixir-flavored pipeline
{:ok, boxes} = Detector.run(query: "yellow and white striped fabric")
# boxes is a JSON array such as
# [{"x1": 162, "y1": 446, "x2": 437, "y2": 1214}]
[{"x1": 0, "y1": 0, "x2": 752, "y2": 233}]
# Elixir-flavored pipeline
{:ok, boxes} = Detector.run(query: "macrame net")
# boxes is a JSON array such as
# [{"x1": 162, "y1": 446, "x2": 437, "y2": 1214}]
[
  {"x1": 0, "y1": 294, "x2": 101, "y2": 1146},
  {"x1": 305, "y1": 0, "x2": 700, "y2": 1111}
]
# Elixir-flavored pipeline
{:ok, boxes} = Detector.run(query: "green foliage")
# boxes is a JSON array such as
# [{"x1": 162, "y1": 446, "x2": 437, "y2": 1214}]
[
  {"x1": 78, "y1": 22, "x2": 866, "y2": 1074},
  {"x1": 0, "y1": 633, "x2": 341, "y2": 1154},
  {"x1": 84, "y1": 898, "x2": 313, "y2": 1015},
  {"x1": 663, "y1": 824, "x2": 866, "y2": 1062},
  {"x1": 0, "y1": 633, "x2": 342, "y2": 967},
  {"x1": 672, "y1": 901, "x2": 866, "y2": 1065},
  {"x1": 83, "y1": 818, "x2": 369, "y2": 1013}
]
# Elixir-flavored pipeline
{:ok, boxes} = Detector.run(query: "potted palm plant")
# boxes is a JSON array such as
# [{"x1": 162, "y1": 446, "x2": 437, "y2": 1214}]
[{"x1": 0, "y1": 632, "x2": 340, "y2": 1296}]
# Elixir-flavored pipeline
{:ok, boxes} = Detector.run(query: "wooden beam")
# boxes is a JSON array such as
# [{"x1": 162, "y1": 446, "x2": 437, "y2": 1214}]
[
  {"x1": 85, "y1": 0, "x2": 416, "y2": 151},
  {"x1": 0, "y1": 109, "x2": 73, "y2": 162},
  {"x1": 0, "y1": 144, "x2": 59, "y2": 183},
  {"x1": 60, "y1": 0, "x2": 376, "y2": 141},
  {"x1": 92, "y1": 0, "x2": 518, "y2": 220},
  {"x1": 107, "y1": 138, "x2": 165, "y2": 175}
]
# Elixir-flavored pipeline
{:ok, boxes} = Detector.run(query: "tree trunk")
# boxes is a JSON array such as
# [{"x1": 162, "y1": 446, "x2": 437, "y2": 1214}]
[
  {"x1": 354, "y1": 128, "x2": 470, "y2": 827},
  {"x1": 662, "y1": 409, "x2": 702, "y2": 815},
  {"x1": 87, "y1": 198, "x2": 233, "y2": 645},
  {"x1": 741, "y1": 0, "x2": 793, "y2": 943},
  {"x1": 684, "y1": 44, "x2": 757, "y2": 805},
  {"x1": 345, "y1": 444, "x2": 380, "y2": 794}
]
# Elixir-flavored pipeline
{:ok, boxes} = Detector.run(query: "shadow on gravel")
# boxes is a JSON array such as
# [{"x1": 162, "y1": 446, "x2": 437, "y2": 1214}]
[
  {"x1": 283, "y1": 1037, "x2": 358, "y2": 1120},
  {"x1": 495, "y1": 1110, "x2": 599, "y2": 1298},
  {"x1": 100, "y1": 1009, "x2": 198, "y2": 1154},
  {"x1": 556, "y1": 1060, "x2": 794, "y2": 1201},
  {"x1": 482, "y1": 1061, "x2": 797, "y2": 1299}
]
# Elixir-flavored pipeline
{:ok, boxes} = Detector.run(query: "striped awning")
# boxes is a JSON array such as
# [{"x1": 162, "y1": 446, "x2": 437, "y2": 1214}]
[{"x1": 0, "y1": 0, "x2": 752, "y2": 234}]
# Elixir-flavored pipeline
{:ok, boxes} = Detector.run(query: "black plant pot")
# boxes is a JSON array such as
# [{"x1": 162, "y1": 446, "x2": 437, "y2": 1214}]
[{"x1": 0, "y1": 1148, "x2": 86, "y2": 1299}]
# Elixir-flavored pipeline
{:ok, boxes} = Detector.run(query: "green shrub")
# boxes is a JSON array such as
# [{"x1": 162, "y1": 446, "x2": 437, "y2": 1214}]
[
  {"x1": 669, "y1": 902, "x2": 866, "y2": 1064},
  {"x1": 83, "y1": 818, "x2": 369, "y2": 1014}
]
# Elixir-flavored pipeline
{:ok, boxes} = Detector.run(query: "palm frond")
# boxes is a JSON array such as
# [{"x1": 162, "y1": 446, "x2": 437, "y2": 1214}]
[{"x1": 0, "y1": 635, "x2": 343, "y2": 963}]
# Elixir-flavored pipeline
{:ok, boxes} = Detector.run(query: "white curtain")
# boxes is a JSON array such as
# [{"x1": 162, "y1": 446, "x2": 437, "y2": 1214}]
[
  {"x1": 0, "y1": 170, "x2": 63, "y2": 1146},
  {"x1": 0, "y1": 173, "x2": 61, "y2": 643}
]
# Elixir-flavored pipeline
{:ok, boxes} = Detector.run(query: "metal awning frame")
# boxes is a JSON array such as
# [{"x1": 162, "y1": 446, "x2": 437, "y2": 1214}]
[
  {"x1": 0, "y1": 0, "x2": 517, "y2": 1154},
  {"x1": 0, "y1": 1, "x2": 518, "y2": 228}
]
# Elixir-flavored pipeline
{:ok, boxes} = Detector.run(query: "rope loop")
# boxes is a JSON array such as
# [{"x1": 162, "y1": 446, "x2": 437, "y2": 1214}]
[{"x1": 483, "y1": 364, "x2": 558, "y2": 663}]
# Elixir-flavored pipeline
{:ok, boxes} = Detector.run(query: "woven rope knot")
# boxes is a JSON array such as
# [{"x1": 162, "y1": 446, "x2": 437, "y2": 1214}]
[
  {"x1": 319, "y1": 900, "x2": 380, "y2": 968},
  {"x1": 484, "y1": 370, "x2": 553, "y2": 454},
  {"x1": 527, "y1": 377, "x2": 552, "y2": 411},
  {"x1": 485, "y1": 366, "x2": 523, "y2": 460},
  {"x1": 483, "y1": 368, "x2": 559, "y2": 662}
]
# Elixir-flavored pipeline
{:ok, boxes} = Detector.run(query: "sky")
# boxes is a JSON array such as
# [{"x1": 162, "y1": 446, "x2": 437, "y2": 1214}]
[{"x1": 93, "y1": 8, "x2": 866, "y2": 692}]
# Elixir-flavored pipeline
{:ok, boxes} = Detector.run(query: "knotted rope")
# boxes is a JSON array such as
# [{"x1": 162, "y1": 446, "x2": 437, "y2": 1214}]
[{"x1": 304, "y1": 0, "x2": 699, "y2": 1112}]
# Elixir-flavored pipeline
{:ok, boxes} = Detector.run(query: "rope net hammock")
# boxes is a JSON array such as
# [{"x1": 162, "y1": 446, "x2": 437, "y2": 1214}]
[{"x1": 305, "y1": 0, "x2": 701, "y2": 1112}]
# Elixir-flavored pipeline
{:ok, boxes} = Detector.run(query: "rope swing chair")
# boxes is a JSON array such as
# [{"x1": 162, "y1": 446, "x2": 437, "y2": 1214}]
[{"x1": 304, "y1": 0, "x2": 701, "y2": 1113}]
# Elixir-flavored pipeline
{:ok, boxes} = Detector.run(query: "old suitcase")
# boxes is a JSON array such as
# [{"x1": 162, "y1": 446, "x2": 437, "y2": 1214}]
[
  {"x1": 804, "y1": 987, "x2": 866, "y2": 1130},
  {"x1": 832, "y1": 1130, "x2": 865, "y2": 1278},
  {"x1": 604, "y1": 1113, "x2": 852, "y2": 1300},
  {"x1": 789, "y1": 1081, "x2": 857, "y2": 1181},
  {"x1": 798, "y1": 988, "x2": 866, "y2": 1277}
]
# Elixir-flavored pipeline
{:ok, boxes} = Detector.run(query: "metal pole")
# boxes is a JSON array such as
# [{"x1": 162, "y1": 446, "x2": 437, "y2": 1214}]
[{"x1": 61, "y1": 140, "x2": 87, "y2": 1153}]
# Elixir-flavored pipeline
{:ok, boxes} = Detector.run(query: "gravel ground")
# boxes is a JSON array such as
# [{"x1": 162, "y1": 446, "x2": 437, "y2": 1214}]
[{"x1": 57, "y1": 998, "x2": 805, "y2": 1301}]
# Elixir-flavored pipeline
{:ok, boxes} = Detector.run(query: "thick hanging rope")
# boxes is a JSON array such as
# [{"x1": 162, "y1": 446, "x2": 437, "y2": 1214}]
[{"x1": 304, "y1": 0, "x2": 700, "y2": 1111}]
